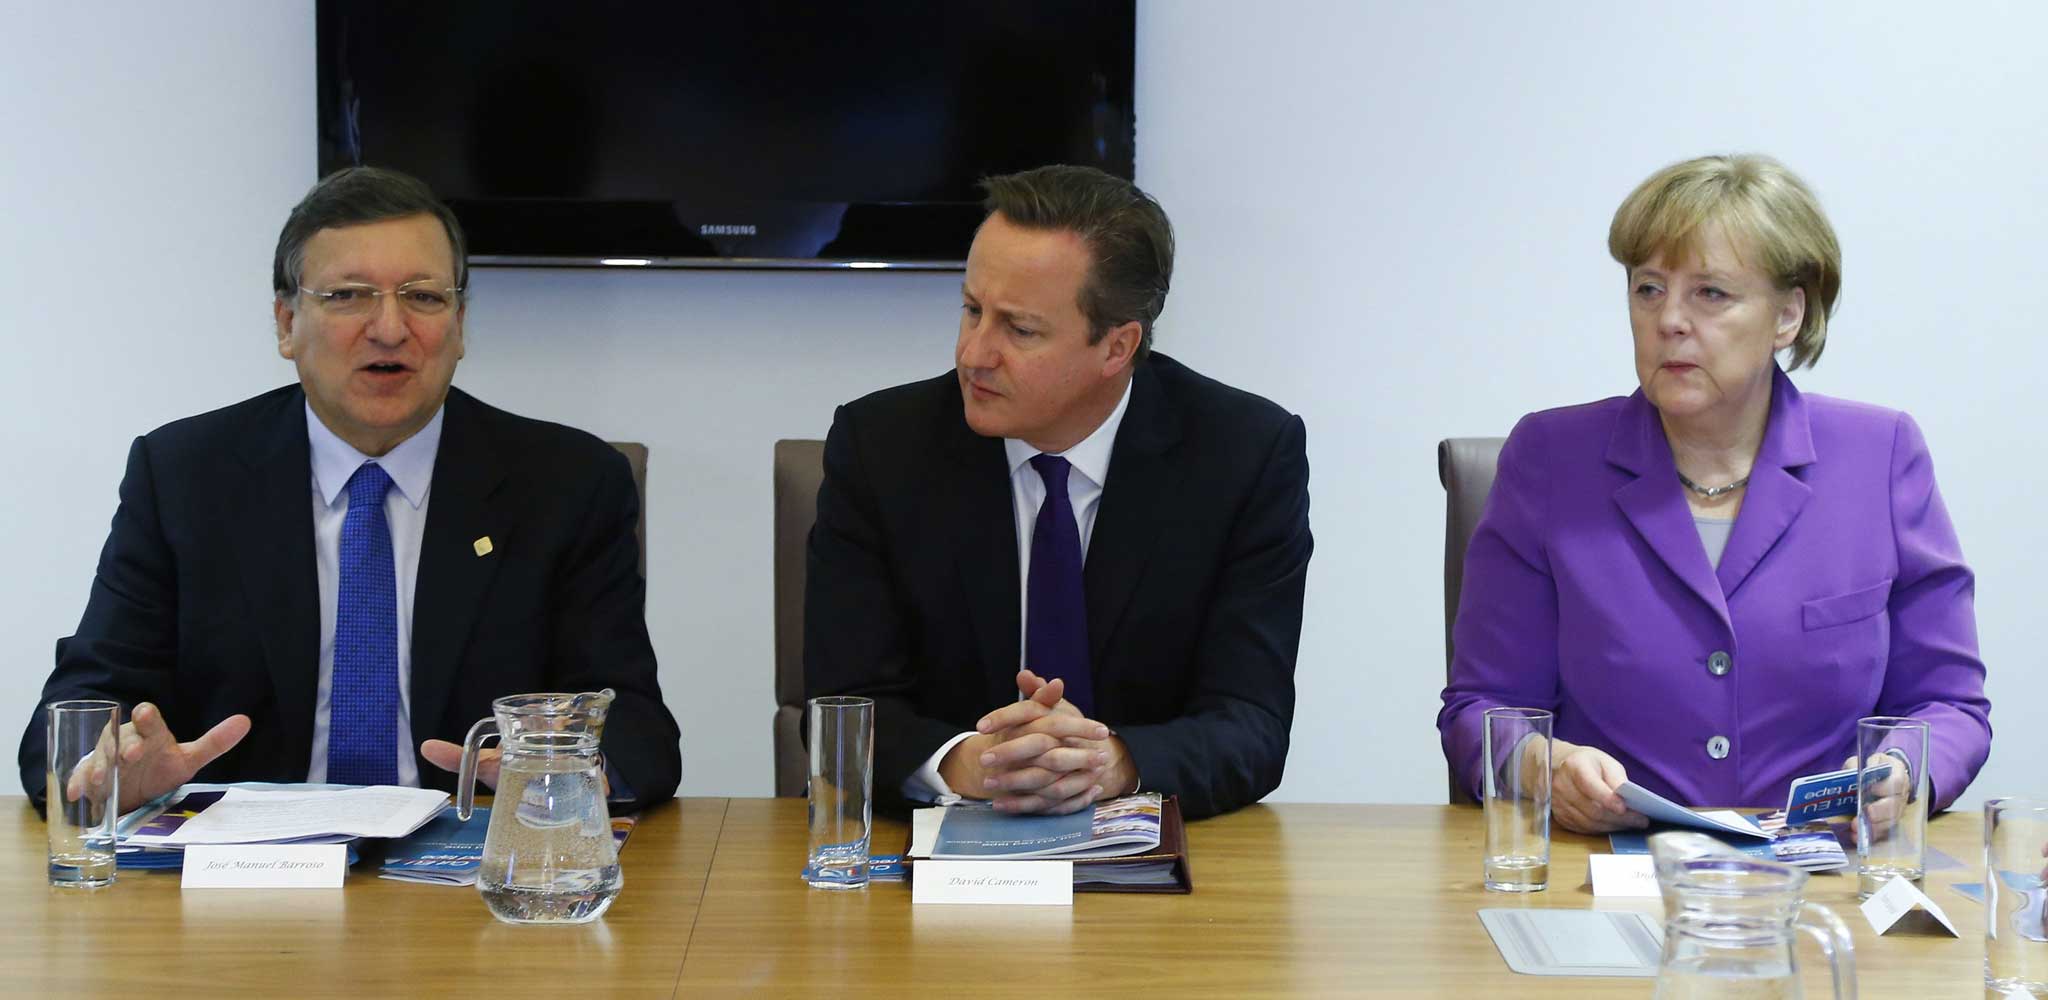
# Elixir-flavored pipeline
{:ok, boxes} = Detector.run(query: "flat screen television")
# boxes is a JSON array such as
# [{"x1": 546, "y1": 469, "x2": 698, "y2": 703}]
[{"x1": 316, "y1": 2, "x2": 1136, "y2": 270}]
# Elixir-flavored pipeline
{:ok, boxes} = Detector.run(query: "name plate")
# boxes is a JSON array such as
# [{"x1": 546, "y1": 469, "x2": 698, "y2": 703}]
[
  {"x1": 1860, "y1": 875, "x2": 1959, "y2": 936},
  {"x1": 912, "y1": 860, "x2": 1073, "y2": 905},
  {"x1": 182, "y1": 844, "x2": 348, "y2": 889},
  {"x1": 1588, "y1": 854, "x2": 1660, "y2": 898}
]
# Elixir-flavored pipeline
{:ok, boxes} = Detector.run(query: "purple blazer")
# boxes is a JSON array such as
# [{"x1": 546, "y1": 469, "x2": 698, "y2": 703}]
[{"x1": 1439, "y1": 369, "x2": 1990, "y2": 811}]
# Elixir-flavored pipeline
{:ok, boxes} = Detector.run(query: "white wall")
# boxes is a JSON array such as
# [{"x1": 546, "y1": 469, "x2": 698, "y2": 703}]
[{"x1": 4, "y1": 2, "x2": 2041, "y2": 807}]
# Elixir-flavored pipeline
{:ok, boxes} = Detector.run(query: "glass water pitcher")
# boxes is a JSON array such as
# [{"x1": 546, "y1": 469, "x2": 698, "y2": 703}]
[
  {"x1": 1650, "y1": 833, "x2": 1857, "y2": 1000},
  {"x1": 457, "y1": 689, "x2": 620, "y2": 924}
]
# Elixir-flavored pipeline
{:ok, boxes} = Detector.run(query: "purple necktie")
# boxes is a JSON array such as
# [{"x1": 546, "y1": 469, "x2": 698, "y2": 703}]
[
  {"x1": 328, "y1": 462, "x2": 400, "y2": 786},
  {"x1": 1026, "y1": 455, "x2": 1093, "y2": 716}
]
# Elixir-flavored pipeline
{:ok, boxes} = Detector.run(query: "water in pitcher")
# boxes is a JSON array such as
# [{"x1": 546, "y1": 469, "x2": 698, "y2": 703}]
[
  {"x1": 1652, "y1": 961, "x2": 1802, "y2": 1000},
  {"x1": 476, "y1": 750, "x2": 620, "y2": 924}
]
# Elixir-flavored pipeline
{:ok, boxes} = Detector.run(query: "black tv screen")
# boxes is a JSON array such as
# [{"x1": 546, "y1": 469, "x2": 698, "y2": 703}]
[{"x1": 316, "y1": 2, "x2": 1136, "y2": 269}]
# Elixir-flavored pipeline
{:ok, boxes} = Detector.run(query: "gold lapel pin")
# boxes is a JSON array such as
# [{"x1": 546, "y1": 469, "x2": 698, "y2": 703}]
[{"x1": 473, "y1": 536, "x2": 494, "y2": 557}]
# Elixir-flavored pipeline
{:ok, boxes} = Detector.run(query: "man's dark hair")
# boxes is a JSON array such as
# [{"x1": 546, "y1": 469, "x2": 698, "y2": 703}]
[
  {"x1": 272, "y1": 166, "x2": 468, "y2": 297},
  {"x1": 979, "y1": 164, "x2": 1173, "y2": 362}
]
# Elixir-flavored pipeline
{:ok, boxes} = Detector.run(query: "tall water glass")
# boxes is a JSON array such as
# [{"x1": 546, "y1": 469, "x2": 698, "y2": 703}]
[
  {"x1": 45, "y1": 699, "x2": 124, "y2": 888},
  {"x1": 1854, "y1": 716, "x2": 1928, "y2": 898},
  {"x1": 1482, "y1": 707, "x2": 1552, "y2": 892},
  {"x1": 1985, "y1": 797, "x2": 2048, "y2": 997},
  {"x1": 805, "y1": 696, "x2": 874, "y2": 890}
]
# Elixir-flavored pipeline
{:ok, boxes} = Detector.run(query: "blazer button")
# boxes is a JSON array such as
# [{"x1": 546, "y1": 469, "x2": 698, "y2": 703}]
[
  {"x1": 1707, "y1": 735, "x2": 1731, "y2": 760},
  {"x1": 1707, "y1": 651, "x2": 1732, "y2": 676}
]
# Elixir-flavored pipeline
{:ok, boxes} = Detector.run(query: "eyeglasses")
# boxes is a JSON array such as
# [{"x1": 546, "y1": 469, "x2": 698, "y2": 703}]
[{"x1": 297, "y1": 281, "x2": 465, "y2": 317}]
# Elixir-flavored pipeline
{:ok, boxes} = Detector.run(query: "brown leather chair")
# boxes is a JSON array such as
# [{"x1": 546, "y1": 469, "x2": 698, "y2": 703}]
[
  {"x1": 772, "y1": 439, "x2": 827, "y2": 797},
  {"x1": 609, "y1": 442, "x2": 649, "y2": 579},
  {"x1": 1438, "y1": 437, "x2": 1506, "y2": 804}
]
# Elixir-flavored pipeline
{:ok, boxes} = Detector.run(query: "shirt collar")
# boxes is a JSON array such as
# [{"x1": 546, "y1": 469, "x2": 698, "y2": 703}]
[
  {"x1": 1002, "y1": 376, "x2": 1133, "y2": 489},
  {"x1": 306, "y1": 400, "x2": 444, "y2": 510}
]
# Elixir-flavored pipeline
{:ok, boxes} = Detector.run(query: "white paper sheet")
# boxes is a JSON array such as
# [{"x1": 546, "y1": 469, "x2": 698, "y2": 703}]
[
  {"x1": 1617, "y1": 783, "x2": 1770, "y2": 839},
  {"x1": 164, "y1": 786, "x2": 449, "y2": 845},
  {"x1": 1478, "y1": 909, "x2": 1663, "y2": 977}
]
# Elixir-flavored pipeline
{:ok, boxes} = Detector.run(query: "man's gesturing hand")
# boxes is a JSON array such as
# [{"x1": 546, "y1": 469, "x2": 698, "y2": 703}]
[{"x1": 65, "y1": 702, "x2": 251, "y2": 814}]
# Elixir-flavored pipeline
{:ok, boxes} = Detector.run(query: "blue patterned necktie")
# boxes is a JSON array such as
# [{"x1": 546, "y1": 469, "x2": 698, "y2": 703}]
[
  {"x1": 329, "y1": 462, "x2": 400, "y2": 786},
  {"x1": 1026, "y1": 454, "x2": 1093, "y2": 716}
]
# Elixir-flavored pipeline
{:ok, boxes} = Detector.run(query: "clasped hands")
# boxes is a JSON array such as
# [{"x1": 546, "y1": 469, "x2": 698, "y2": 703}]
[
  {"x1": 62, "y1": 702, "x2": 549, "y2": 814},
  {"x1": 939, "y1": 669, "x2": 1138, "y2": 815}
]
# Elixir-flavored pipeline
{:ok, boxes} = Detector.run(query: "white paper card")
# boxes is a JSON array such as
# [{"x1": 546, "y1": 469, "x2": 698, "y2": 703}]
[
  {"x1": 1589, "y1": 854, "x2": 1661, "y2": 897},
  {"x1": 1859, "y1": 875, "x2": 1960, "y2": 936},
  {"x1": 912, "y1": 860, "x2": 1073, "y2": 905},
  {"x1": 1477, "y1": 909, "x2": 1663, "y2": 976},
  {"x1": 909, "y1": 807, "x2": 942, "y2": 859},
  {"x1": 164, "y1": 786, "x2": 448, "y2": 845},
  {"x1": 181, "y1": 844, "x2": 348, "y2": 889}
]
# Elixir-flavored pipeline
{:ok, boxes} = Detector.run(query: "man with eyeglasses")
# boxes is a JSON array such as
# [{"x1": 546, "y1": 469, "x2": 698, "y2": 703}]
[{"x1": 17, "y1": 167, "x2": 681, "y2": 814}]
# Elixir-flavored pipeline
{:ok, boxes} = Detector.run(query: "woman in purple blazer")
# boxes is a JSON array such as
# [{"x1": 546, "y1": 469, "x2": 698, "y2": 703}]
[{"x1": 1438, "y1": 155, "x2": 1991, "y2": 833}]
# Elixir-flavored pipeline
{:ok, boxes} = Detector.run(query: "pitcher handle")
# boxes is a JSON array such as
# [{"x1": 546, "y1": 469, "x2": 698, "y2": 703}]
[
  {"x1": 454, "y1": 716, "x2": 500, "y2": 822},
  {"x1": 1793, "y1": 900, "x2": 1858, "y2": 1000}
]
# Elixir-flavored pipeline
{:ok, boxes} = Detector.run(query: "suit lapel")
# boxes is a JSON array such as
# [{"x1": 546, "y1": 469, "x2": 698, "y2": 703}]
[
  {"x1": 230, "y1": 389, "x2": 321, "y2": 771},
  {"x1": 1084, "y1": 362, "x2": 1185, "y2": 670},
  {"x1": 945, "y1": 401, "x2": 1022, "y2": 705},
  {"x1": 409, "y1": 389, "x2": 508, "y2": 742},
  {"x1": 1606, "y1": 391, "x2": 1731, "y2": 627},
  {"x1": 1715, "y1": 369, "x2": 1816, "y2": 599}
]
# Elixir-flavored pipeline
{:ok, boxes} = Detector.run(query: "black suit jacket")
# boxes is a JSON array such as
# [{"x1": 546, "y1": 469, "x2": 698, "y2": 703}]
[
  {"x1": 18, "y1": 385, "x2": 681, "y2": 812},
  {"x1": 803, "y1": 354, "x2": 1312, "y2": 818}
]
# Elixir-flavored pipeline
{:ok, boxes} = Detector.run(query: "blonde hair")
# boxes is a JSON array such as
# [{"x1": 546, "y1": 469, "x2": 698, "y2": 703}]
[{"x1": 1608, "y1": 155, "x2": 1842, "y2": 370}]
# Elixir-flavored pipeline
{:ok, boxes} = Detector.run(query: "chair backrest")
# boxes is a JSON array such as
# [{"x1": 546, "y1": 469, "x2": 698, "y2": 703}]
[
  {"x1": 1437, "y1": 436, "x2": 1505, "y2": 804},
  {"x1": 609, "y1": 442, "x2": 649, "y2": 579},
  {"x1": 772, "y1": 439, "x2": 827, "y2": 797}
]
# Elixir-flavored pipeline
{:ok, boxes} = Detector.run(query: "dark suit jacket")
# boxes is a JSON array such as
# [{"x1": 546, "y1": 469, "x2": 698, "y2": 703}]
[
  {"x1": 804, "y1": 354, "x2": 1312, "y2": 818},
  {"x1": 18, "y1": 385, "x2": 681, "y2": 812}
]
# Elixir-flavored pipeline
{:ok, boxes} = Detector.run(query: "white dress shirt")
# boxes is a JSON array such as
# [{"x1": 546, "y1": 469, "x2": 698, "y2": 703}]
[
  {"x1": 303, "y1": 402, "x2": 443, "y2": 785},
  {"x1": 904, "y1": 379, "x2": 1132, "y2": 802}
]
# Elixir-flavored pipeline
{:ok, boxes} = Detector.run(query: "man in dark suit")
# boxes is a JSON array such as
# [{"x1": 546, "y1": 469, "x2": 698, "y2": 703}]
[
  {"x1": 805, "y1": 165, "x2": 1312, "y2": 819},
  {"x1": 19, "y1": 167, "x2": 680, "y2": 813}
]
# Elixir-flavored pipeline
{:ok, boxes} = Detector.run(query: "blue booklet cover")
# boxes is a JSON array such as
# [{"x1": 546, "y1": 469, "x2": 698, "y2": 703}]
[
  {"x1": 1784, "y1": 763, "x2": 1892, "y2": 826},
  {"x1": 380, "y1": 807, "x2": 490, "y2": 884},
  {"x1": 929, "y1": 794, "x2": 1162, "y2": 860},
  {"x1": 933, "y1": 805, "x2": 1094, "y2": 858}
]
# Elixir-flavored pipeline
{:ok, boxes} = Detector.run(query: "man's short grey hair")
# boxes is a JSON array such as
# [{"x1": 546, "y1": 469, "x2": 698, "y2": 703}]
[{"x1": 272, "y1": 166, "x2": 467, "y2": 297}]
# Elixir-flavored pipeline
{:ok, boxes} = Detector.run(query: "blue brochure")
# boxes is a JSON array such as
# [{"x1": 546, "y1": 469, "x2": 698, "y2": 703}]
[
  {"x1": 1784, "y1": 762, "x2": 1893, "y2": 827},
  {"x1": 927, "y1": 793, "x2": 1163, "y2": 860},
  {"x1": 932, "y1": 805, "x2": 1095, "y2": 859},
  {"x1": 379, "y1": 807, "x2": 490, "y2": 884}
]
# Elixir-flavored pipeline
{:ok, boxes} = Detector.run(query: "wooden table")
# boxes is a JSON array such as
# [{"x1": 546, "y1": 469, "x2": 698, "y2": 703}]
[{"x1": 8, "y1": 797, "x2": 1988, "y2": 997}]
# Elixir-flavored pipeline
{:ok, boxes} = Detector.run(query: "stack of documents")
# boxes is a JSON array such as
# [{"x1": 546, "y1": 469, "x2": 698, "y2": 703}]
[
  {"x1": 117, "y1": 784, "x2": 448, "y2": 869},
  {"x1": 906, "y1": 793, "x2": 1193, "y2": 892}
]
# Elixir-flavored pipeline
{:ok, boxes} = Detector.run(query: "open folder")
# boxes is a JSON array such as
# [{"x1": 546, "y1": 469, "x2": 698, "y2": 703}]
[{"x1": 906, "y1": 793, "x2": 1194, "y2": 893}]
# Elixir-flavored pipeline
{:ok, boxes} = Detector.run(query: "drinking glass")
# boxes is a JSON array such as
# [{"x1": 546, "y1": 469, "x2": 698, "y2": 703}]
[
  {"x1": 1985, "y1": 797, "x2": 2048, "y2": 997},
  {"x1": 45, "y1": 699, "x2": 124, "y2": 888},
  {"x1": 804, "y1": 696, "x2": 874, "y2": 890},
  {"x1": 1854, "y1": 716, "x2": 1928, "y2": 899},
  {"x1": 1482, "y1": 706, "x2": 1551, "y2": 892}
]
